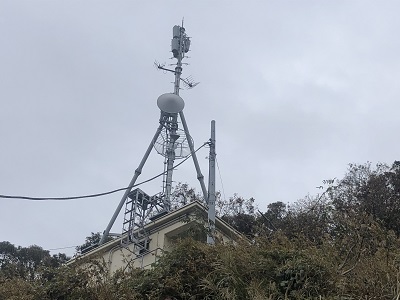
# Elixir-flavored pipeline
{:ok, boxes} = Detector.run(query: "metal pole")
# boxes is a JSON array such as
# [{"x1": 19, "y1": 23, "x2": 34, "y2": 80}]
[
  {"x1": 179, "y1": 110, "x2": 208, "y2": 201},
  {"x1": 164, "y1": 114, "x2": 178, "y2": 211},
  {"x1": 207, "y1": 120, "x2": 216, "y2": 245},
  {"x1": 99, "y1": 119, "x2": 165, "y2": 245},
  {"x1": 163, "y1": 25, "x2": 184, "y2": 208}
]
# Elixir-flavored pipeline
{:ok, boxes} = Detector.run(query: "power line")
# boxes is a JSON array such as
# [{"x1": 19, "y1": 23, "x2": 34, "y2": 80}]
[
  {"x1": 0, "y1": 142, "x2": 208, "y2": 201},
  {"x1": 216, "y1": 157, "x2": 227, "y2": 202}
]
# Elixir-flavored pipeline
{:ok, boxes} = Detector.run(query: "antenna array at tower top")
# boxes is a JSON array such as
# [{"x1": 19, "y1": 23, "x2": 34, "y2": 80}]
[
  {"x1": 155, "y1": 24, "x2": 199, "y2": 92},
  {"x1": 171, "y1": 25, "x2": 190, "y2": 60}
]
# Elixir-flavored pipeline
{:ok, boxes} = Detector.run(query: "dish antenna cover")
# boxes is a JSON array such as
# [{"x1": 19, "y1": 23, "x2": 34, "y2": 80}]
[{"x1": 157, "y1": 93, "x2": 185, "y2": 113}]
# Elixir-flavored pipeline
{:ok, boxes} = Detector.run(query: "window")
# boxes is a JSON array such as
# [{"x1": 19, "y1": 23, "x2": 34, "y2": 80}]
[{"x1": 137, "y1": 239, "x2": 150, "y2": 255}]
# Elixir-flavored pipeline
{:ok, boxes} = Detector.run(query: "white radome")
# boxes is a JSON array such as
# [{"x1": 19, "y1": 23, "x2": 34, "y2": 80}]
[{"x1": 157, "y1": 93, "x2": 185, "y2": 113}]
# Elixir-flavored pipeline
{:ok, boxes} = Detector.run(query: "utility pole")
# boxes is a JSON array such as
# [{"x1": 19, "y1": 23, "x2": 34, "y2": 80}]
[{"x1": 207, "y1": 120, "x2": 216, "y2": 245}]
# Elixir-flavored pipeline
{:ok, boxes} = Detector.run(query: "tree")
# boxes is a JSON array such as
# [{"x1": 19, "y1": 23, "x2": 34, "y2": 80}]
[
  {"x1": 3, "y1": 161, "x2": 400, "y2": 299},
  {"x1": 0, "y1": 241, "x2": 68, "y2": 281},
  {"x1": 171, "y1": 183, "x2": 260, "y2": 237},
  {"x1": 170, "y1": 182, "x2": 203, "y2": 209},
  {"x1": 330, "y1": 161, "x2": 400, "y2": 234},
  {"x1": 218, "y1": 194, "x2": 259, "y2": 237},
  {"x1": 76, "y1": 232, "x2": 116, "y2": 254},
  {"x1": 259, "y1": 201, "x2": 287, "y2": 231}
]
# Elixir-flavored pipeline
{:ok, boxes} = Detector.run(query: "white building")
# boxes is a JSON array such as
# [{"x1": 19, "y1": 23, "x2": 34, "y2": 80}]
[{"x1": 67, "y1": 201, "x2": 241, "y2": 272}]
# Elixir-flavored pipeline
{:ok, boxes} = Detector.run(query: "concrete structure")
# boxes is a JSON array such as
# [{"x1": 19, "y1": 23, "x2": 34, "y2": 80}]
[{"x1": 67, "y1": 201, "x2": 241, "y2": 272}]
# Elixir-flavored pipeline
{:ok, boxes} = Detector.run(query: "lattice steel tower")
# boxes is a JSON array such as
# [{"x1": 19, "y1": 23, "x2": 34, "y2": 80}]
[{"x1": 99, "y1": 24, "x2": 208, "y2": 248}]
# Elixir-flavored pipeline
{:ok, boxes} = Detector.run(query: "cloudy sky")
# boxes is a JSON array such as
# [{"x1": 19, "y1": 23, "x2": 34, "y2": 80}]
[{"x1": 1, "y1": 1, "x2": 399, "y2": 256}]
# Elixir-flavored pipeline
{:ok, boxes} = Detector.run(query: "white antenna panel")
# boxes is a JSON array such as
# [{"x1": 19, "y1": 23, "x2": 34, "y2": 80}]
[
  {"x1": 184, "y1": 38, "x2": 190, "y2": 53},
  {"x1": 173, "y1": 25, "x2": 181, "y2": 38},
  {"x1": 171, "y1": 38, "x2": 180, "y2": 57}
]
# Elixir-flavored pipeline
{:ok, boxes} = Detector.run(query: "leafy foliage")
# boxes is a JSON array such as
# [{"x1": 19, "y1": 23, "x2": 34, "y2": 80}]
[
  {"x1": 76, "y1": 232, "x2": 115, "y2": 254},
  {"x1": 0, "y1": 242, "x2": 68, "y2": 281},
  {"x1": 2, "y1": 161, "x2": 400, "y2": 299},
  {"x1": 5, "y1": 232, "x2": 400, "y2": 299}
]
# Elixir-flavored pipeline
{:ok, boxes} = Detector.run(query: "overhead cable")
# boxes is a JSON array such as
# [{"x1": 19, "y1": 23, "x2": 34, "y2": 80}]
[
  {"x1": 216, "y1": 157, "x2": 227, "y2": 202},
  {"x1": 0, "y1": 142, "x2": 208, "y2": 201}
]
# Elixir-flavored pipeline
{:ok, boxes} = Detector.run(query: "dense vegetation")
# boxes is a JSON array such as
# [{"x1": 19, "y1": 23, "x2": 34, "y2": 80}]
[{"x1": 1, "y1": 161, "x2": 400, "y2": 299}]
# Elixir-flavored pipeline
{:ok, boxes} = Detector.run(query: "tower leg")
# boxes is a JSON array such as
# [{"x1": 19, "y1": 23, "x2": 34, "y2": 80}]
[
  {"x1": 99, "y1": 118, "x2": 165, "y2": 245},
  {"x1": 179, "y1": 111, "x2": 208, "y2": 202}
]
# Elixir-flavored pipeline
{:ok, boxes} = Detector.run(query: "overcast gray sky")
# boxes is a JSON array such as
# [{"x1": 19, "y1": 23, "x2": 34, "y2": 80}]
[{"x1": 1, "y1": 1, "x2": 399, "y2": 256}]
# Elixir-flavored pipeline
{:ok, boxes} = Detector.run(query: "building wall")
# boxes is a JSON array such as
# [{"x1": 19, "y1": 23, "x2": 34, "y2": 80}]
[
  {"x1": 67, "y1": 203, "x2": 241, "y2": 273},
  {"x1": 102, "y1": 222, "x2": 236, "y2": 273},
  {"x1": 105, "y1": 219, "x2": 195, "y2": 272}
]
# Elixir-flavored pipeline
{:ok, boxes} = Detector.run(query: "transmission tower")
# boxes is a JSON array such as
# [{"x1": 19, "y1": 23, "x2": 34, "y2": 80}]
[{"x1": 99, "y1": 24, "x2": 208, "y2": 251}]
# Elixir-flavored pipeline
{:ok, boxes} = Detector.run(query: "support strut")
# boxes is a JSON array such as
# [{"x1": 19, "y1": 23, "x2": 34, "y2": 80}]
[
  {"x1": 99, "y1": 118, "x2": 165, "y2": 245},
  {"x1": 179, "y1": 110, "x2": 208, "y2": 202}
]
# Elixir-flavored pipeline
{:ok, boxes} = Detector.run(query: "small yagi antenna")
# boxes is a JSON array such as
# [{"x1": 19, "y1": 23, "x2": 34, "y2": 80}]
[
  {"x1": 154, "y1": 60, "x2": 166, "y2": 69},
  {"x1": 181, "y1": 76, "x2": 199, "y2": 89}
]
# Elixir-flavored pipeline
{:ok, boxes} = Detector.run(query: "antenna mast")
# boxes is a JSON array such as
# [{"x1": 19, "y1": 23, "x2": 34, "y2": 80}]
[
  {"x1": 155, "y1": 23, "x2": 205, "y2": 206},
  {"x1": 163, "y1": 24, "x2": 190, "y2": 208}
]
